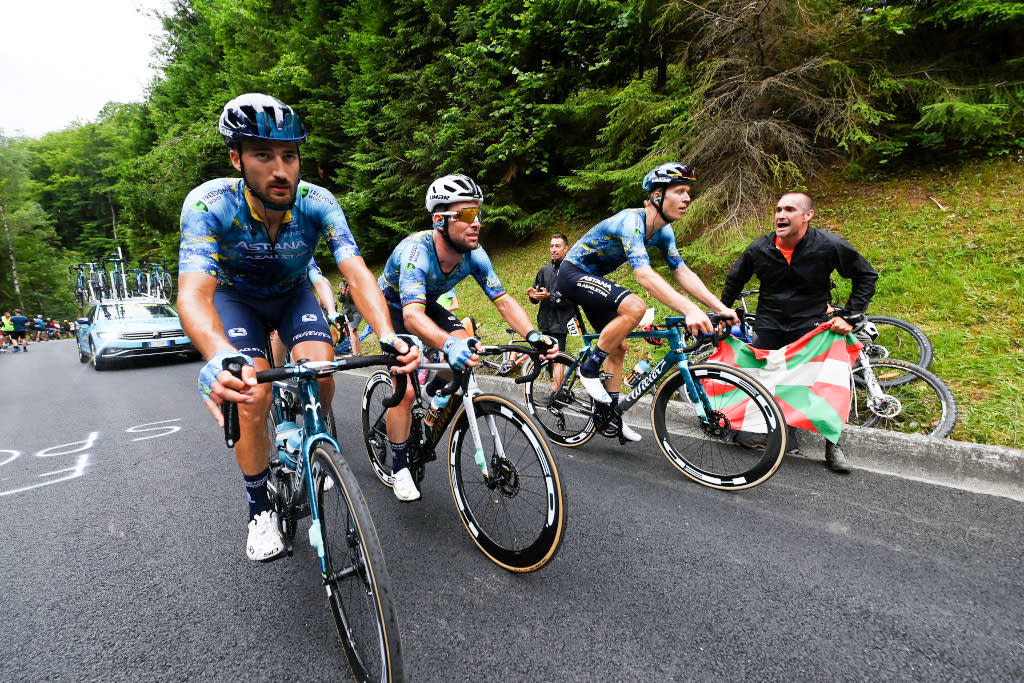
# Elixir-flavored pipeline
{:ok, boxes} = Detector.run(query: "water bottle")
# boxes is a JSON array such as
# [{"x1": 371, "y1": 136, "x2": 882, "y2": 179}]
[
  {"x1": 424, "y1": 392, "x2": 450, "y2": 428},
  {"x1": 624, "y1": 359, "x2": 650, "y2": 387},
  {"x1": 275, "y1": 420, "x2": 302, "y2": 460}
]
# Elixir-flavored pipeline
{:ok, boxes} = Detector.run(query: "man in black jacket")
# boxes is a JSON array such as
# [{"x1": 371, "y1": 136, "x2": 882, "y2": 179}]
[
  {"x1": 721, "y1": 192, "x2": 878, "y2": 472},
  {"x1": 527, "y1": 233, "x2": 578, "y2": 400}
]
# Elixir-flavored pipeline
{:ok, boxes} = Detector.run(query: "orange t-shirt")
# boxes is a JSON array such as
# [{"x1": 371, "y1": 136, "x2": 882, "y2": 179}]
[{"x1": 776, "y1": 238, "x2": 794, "y2": 264}]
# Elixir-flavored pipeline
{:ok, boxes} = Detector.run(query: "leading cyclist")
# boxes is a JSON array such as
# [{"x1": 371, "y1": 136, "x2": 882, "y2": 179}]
[
  {"x1": 378, "y1": 174, "x2": 560, "y2": 502},
  {"x1": 177, "y1": 94, "x2": 419, "y2": 561},
  {"x1": 555, "y1": 162, "x2": 739, "y2": 441}
]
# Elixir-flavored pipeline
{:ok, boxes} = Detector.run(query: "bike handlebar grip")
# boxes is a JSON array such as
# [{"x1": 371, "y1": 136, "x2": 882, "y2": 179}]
[
  {"x1": 382, "y1": 371, "x2": 406, "y2": 408},
  {"x1": 256, "y1": 366, "x2": 292, "y2": 383},
  {"x1": 439, "y1": 376, "x2": 462, "y2": 397},
  {"x1": 514, "y1": 351, "x2": 544, "y2": 385},
  {"x1": 222, "y1": 362, "x2": 243, "y2": 448}
]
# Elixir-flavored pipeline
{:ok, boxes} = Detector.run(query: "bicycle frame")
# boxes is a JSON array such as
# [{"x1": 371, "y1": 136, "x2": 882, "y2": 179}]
[
  {"x1": 414, "y1": 362, "x2": 494, "y2": 476},
  {"x1": 565, "y1": 317, "x2": 719, "y2": 421},
  {"x1": 269, "y1": 374, "x2": 339, "y2": 572}
]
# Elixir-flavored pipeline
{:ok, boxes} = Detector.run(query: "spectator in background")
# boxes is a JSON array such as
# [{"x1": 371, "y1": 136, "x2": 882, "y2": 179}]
[
  {"x1": 1, "y1": 312, "x2": 13, "y2": 350},
  {"x1": 336, "y1": 278, "x2": 363, "y2": 356},
  {"x1": 721, "y1": 191, "x2": 878, "y2": 473},
  {"x1": 437, "y1": 287, "x2": 459, "y2": 312},
  {"x1": 10, "y1": 309, "x2": 29, "y2": 352},
  {"x1": 33, "y1": 314, "x2": 46, "y2": 342},
  {"x1": 527, "y1": 233, "x2": 578, "y2": 403}
]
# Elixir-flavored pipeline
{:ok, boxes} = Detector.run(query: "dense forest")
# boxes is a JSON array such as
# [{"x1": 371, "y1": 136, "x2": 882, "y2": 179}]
[{"x1": 1, "y1": 0, "x2": 1021, "y2": 316}]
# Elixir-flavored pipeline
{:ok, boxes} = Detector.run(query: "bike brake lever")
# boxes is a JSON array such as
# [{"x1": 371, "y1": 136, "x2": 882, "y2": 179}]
[
  {"x1": 381, "y1": 358, "x2": 407, "y2": 408},
  {"x1": 222, "y1": 361, "x2": 243, "y2": 448}
]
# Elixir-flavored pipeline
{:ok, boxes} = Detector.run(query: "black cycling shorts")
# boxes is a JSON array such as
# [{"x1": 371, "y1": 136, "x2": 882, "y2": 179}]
[
  {"x1": 554, "y1": 261, "x2": 632, "y2": 333},
  {"x1": 214, "y1": 284, "x2": 332, "y2": 360},
  {"x1": 388, "y1": 299, "x2": 465, "y2": 342}
]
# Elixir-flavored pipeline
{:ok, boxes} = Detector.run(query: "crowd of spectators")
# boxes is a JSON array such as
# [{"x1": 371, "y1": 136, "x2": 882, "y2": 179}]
[{"x1": 0, "y1": 310, "x2": 76, "y2": 352}]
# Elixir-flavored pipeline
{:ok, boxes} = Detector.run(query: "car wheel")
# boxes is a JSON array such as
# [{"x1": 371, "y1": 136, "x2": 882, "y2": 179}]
[{"x1": 91, "y1": 341, "x2": 107, "y2": 371}]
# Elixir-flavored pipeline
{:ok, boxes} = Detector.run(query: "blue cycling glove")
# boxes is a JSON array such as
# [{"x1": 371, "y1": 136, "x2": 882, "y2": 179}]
[
  {"x1": 526, "y1": 330, "x2": 557, "y2": 353},
  {"x1": 379, "y1": 333, "x2": 423, "y2": 355},
  {"x1": 327, "y1": 311, "x2": 344, "y2": 325},
  {"x1": 198, "y1": 349, "x2": 254, "y2": 402},
  {"x1": 442, "y1": 336, "x2": 476, "y2": 371}
]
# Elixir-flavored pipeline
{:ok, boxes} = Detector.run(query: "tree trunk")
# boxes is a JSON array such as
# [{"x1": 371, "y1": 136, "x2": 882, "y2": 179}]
[
  {"x1": 108, "y1": 192, "x2": 118, "y2": 245},
  {"x1": 0, "y1": 201, "x2": 25, "y2": 309}
]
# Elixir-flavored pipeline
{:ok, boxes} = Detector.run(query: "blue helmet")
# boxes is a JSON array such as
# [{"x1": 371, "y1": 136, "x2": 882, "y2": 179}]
[
  {"x1": 218, "y1": 93, "x2": 306, "y2": 149},
  {"x1": 642, "y1": 162, "x2": 696, "y2": 194}
]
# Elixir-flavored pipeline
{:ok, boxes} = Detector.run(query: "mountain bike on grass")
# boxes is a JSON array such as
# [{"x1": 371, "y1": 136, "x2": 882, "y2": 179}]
[
  {"x1": 523, "y1": 313, "x2": 789, "y2": 491},
  {"x1": 223, "y1": 353, "x2": 407, "y2": 682},
  {"x1": 361, "y1": 343, "x2": 566, "y2": 572}
]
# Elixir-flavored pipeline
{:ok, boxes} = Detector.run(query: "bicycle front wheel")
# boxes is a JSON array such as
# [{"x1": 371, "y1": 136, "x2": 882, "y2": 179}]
[
  {"x1": 449, "y1": 394, "x2": 566, "y2": 572},
  {"x1": 360, "y1": 370, "x2": 396, "y2": 488},
  {"x1": 849, "y1": 359, "x2": 957, "y2": 438},
  {"x1": 311, "y1": 444, "x2": 404, "y2": 683},
  {"x1": 652, "y1": 364, "x2": 787, "y2": 490},
  {"x1": 522, "y1": 352, "x2": 597, "y2": 448}
]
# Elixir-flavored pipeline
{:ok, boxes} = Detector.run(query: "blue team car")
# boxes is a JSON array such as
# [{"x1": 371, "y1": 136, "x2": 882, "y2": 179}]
[{"x1": 76, "y1": 298, "x2": 199, "y2": 370}]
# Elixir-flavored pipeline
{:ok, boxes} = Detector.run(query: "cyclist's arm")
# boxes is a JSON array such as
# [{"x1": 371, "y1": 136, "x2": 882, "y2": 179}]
[
  {"x1": 493, "y1": 295, "x2": 539, "y2": 340},
  {"x1": 176, "y1": 272, "x2": 256, "y2": 411},
  {"x1": 634, "y1": 265, "x2": 703, "y2": 317},
  {"x1": 311, "y1": 276, "x2": 336, "y2": 315}
]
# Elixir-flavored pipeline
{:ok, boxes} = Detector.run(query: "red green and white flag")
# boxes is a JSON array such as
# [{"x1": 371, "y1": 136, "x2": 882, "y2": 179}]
[{"x1": 707, "y1": 323, "x2": 862, "y2": 443}]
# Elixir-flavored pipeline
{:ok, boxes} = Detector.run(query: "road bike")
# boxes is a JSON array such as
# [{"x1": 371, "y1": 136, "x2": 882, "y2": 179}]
[
  {"x1": 468, "y1": 320, "x2": 533, "y2": 378},
  {"x1": 223, "y1": 354, "x2": 407, "y2": 682},
  {"x1": 522, "y1": 314, "x2": 788, "y2": 491},
  {"x1": 145, "y1": 262, "x2": 173, "y2": 300},
  {"x1": 360, "y1": 344, "x2": 566, "y2": 572}
]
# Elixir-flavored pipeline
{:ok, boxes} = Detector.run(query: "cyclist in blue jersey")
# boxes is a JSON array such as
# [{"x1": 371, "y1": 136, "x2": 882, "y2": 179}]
[
  {"x1": 177, "y1": 94, "x2": 419, "y2": 561},
  {"x1": 377, "y1": 174, "x2": 560, "y2": 501},
  {"x1": 556, "y1": 162, "x2": 738, "y2": 441}
]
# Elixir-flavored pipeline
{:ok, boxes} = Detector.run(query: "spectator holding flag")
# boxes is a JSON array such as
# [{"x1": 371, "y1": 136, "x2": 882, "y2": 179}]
[{"x1": 720, "y1": 192, "x2": 878, "y2": 473}]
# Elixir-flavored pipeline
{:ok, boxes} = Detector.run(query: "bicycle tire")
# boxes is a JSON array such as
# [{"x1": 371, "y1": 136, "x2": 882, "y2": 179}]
[
  {"x1": 311, "y1": 444, "x2": 404, "y2": 682},
  {"x1": 863, "y1": 315, "x2": 934, "y2": 385},
  {"x1": 361, "y1": 370, "x2": 397, "y2": 488},
  {"x1": 651, "y1": 363, "x2": 787, "y2": 490},
  {"x1": 849, "y1": 358, "x2": 957, "y2": 438},
  {"x1": 162, "y1": 272, "x2": 174, "y2": 299},
  {"x1": 448, "y1": 394, "x2": 565, "y2": 572},
  {"x1": 521, "y1": 352, "x2": 597, "y2": 448}
]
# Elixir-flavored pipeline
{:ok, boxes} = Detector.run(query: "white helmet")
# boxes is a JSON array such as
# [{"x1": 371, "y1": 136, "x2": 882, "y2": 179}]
[{"x1": 425, "y1": 174, "x2": 483, "y2": 213}]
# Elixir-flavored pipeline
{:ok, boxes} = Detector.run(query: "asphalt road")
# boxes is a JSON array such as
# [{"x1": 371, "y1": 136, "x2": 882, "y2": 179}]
[{"x1": 2, "y1": 340, "x2": 1022, "y2": 681}]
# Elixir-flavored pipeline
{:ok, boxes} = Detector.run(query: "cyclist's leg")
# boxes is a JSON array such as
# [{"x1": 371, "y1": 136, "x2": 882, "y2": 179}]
[
  {"x1": 213, "y1": 287, "x2": 286, "y2": 559},
  {"x1": 348, "y1": 310, "x2": 363, "y2": 355}
]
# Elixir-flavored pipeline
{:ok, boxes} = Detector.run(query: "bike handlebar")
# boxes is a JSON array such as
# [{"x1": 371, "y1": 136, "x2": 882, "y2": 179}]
[
  {"x1": 432, "y1": 344, "x2": 547, "y2": 398},
  {"x1": 219, "y1": 354, "x2": 408, "y2": 448}
]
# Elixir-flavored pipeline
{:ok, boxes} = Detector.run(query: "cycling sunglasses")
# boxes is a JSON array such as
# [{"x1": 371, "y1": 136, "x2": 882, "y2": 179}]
[{"x1": 439, "y1": 207, "x2": 482, "y2": 223}]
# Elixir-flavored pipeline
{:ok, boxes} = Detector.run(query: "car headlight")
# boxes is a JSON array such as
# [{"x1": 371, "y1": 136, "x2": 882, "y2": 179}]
[{"x1": 97, "y1": 331, "x2": 120, "y2": 340}]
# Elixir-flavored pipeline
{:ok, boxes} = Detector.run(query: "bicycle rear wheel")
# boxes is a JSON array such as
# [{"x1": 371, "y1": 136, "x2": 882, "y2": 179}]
[
  {"x1": 849, "y1": 358, "x2": 957, "y2": 438},
  {"x1": 449, "y1": 394, "x2": 565, "y2": 572},
  {"x1": 361, "y1": 371, "x2": 397, "y2": 488},
  {"x1": 311, "y1": 444, "x2": 403, "y2": 683},
  {"x1": 522, "y1": 352, "x2": 597, "y2": 448},
  {"x1": 652, "y1": 364, "x2": 787, "y2": 490},
  {"x1": 862, "y1": 316, "x2": 934, "y2": 386}
]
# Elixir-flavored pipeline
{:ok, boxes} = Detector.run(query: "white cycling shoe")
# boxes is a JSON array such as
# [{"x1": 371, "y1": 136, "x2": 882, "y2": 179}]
[
  {"x1": 619, "y1": 423, "x2": 642, "y2": 442},
  {"x1": 579, "y1": 373, "x2": 612, "y2": 404},
  {"x1": 246, "y1": 510, "x2": 286, "y2": 561},
  {"x1": 392, "y1": 468, "x2": 421, "y2": 502}
]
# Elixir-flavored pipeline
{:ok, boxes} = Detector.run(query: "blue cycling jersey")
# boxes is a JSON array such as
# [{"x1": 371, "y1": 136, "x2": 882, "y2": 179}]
[
  {"x1": 178, "y1": 178, "x2": 359, "y2": 297},
  {"x1": 378, "y1": 231, "x2": 506, "y2": 311},
  {"x1": 564, "y1": 208, "x2": 685, "y2": 277}
]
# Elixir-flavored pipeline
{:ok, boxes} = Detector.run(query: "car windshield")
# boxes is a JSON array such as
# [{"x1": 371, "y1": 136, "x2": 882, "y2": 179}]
[{"x1": 97, "y1": 304, "x2": 178, "y2": 321}]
